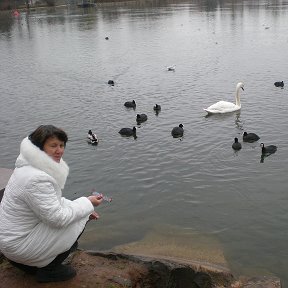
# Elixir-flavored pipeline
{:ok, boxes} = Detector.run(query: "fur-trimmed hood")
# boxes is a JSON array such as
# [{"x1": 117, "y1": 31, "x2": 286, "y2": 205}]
[{"x1": 15, "y1": 137, "x2": 69, "y2": 189}]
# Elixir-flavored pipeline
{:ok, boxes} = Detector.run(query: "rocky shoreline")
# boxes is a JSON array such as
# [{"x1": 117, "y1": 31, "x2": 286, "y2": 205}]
[{"x1": 0, "y1": 249, "x2": 282, "y2": 288}]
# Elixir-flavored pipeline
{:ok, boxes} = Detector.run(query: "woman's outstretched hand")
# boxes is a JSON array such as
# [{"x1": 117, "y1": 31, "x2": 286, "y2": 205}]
[
  {"x1": 88, "y1": 194, "x2": 103, "y2": 206},
  {"x1": 89, "y1": 211, "x2": 99, "y2": 220}
]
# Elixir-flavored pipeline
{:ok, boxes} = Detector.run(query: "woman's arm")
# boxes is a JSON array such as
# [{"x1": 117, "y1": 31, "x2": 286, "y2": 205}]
[{"x1": 25, "y1": 179, "x2": 97, "y2": 228}]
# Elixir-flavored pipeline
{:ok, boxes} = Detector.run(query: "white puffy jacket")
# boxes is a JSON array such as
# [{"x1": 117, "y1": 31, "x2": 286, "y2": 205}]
[{"x1": 0, "y1": 137, "x2": 94, "y2": 267}]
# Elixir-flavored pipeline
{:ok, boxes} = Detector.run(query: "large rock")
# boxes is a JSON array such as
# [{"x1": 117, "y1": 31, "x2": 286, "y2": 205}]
[{"x1": 87, "y1": 250, "x2": 233, "y2": 287}]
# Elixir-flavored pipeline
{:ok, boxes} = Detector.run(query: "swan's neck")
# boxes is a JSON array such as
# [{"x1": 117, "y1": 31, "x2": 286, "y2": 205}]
[{"x1": 235, "y1": 87, "x2": 241, "y2": 106}]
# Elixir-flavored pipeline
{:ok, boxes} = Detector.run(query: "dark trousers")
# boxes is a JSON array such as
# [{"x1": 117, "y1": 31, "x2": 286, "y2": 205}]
[
  {"x1": 9, "y1": 240, "x2": 78, "y2": 274},
  {"x1": 45, "y1": 239, "x2": 79, "y2": 268}
]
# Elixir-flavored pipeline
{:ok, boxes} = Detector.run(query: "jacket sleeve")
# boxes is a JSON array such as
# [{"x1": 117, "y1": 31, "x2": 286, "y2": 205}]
[{"x1": 25, "y1": 176, "x2": 94, "y2": 228}]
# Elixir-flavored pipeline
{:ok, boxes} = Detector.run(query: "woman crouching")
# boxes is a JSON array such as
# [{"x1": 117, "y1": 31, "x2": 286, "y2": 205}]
[{"x1": 0, "y1": 125, "x2": 103, "y2": 282}]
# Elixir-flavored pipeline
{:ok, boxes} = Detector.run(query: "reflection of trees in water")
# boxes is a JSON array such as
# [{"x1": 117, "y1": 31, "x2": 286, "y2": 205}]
[
  {"x1": 0, "y1": 8, "x2": 68, "y2": 35},
  {"x1": 126, "y1": 0, "x2": 262, "y2": 12},
  {"x1": 95, "y1": 0, "x2": 279, "y2": 27},
  {"x1": 0, "y1": 12, "x2": 14, "y2": 34},
  {"x1": 0, "y1": 0, "x2": 285, "y2": 34},
  {"x1": 1, "y1": 0, "x2": 285, "y2": 12}
]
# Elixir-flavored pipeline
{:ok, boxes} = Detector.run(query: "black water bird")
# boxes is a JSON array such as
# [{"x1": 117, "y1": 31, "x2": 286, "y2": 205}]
[
  {"x1": 243, "y1": 131, "x2": 260, "y2": 143},
  {"x1": 232, "y1": 137, "x2": 242, "y2": 150},
  {"x1": 274, "y1": 81, "x2": 284, "y2": 88},
  {"x1": 153, "y1": 104, "x2": 161, "y2": 111},
  {"x1": 261, "y1": 143, "x2": 277, "y2": 155},
  {"x1": 108, "y1": 80, "x2": 114, "y2": 86},
  {"x1": 171, "y1": 124, "x2": 184, "y2": 138},
  {"x1": 260, "y1": 143, "x2": 277, "y2": 163},
  {"x1": 124, "y1": 100, "x2": 136, "y2": 108},
  {"x1": 136, "y1": 114, "x2": 148, "y2": 123},
  {"x1": 119, "y1": 127, "x2": 137, "y2": 137}
]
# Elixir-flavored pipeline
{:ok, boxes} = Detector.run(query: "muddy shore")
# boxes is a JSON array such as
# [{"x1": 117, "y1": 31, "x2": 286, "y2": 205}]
[{"x1": 0, "y1": 249, "x2": 282, "y2": 288}]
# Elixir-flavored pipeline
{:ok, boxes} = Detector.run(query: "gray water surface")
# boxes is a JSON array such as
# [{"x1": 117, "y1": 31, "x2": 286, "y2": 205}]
[{"x1": 1, "y1": 0, "x2": 288, "y2": 285}]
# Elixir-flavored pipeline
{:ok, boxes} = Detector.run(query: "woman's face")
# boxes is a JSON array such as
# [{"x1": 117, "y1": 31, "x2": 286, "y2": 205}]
[{"x1": 43, "y1": 136, "x2": 65, "y2": 163}]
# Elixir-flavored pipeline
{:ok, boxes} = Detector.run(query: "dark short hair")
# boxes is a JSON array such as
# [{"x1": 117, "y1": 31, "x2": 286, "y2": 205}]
[{"x1": 28, "y1": 125, "x2": 68, "y2": 150}]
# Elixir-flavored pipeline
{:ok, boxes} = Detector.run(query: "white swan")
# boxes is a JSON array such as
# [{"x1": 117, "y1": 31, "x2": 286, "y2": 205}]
[{"x1": 204, "y1": 82, "x2": 244, "y2": 114}]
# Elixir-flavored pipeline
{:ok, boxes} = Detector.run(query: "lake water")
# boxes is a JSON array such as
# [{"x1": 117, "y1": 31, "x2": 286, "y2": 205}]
[{"x1": 1, "y1": 0, "x2": 288, "y2": 284}]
